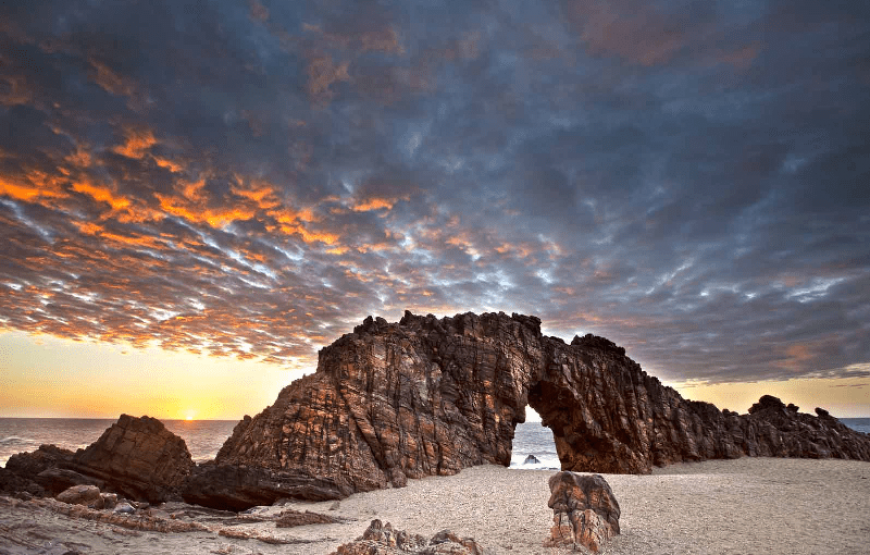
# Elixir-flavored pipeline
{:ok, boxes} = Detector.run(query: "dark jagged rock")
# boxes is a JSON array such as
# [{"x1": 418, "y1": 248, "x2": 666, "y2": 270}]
[
  {"x1": 544, "y1": 472, "x2": 620, "y2": 553},
  {"x1": 524, "y1": 455, "x2": 541, "y2": 465},
  {"x1": 69, "y1": 414, "x2": 195, "y2": 503},
  {"x1": 3, "y1": 444, "x2": 77, "y2": 496},
  {"x1": 0, "y1": 466, "x2": 44, "y2": 496},
  {"x1": 330, "y1": 519, "x2": 487, "y2": 555},
  {"x1": 200, "y1": 311, "x2": 870, "y2": 509},
  {"x1": 5, "y1": 444, "x2": 75, "y2": 481}
]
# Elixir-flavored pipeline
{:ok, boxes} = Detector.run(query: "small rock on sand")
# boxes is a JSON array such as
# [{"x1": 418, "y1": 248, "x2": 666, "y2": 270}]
[{"x1": 56, "y1": 484, "x2": 103, "y2": 509}]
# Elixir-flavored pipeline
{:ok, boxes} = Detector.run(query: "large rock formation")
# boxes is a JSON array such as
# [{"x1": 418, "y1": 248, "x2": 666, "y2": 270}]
[{"x1": 194, "y1": 311, "x2": 870, "y2": 509}]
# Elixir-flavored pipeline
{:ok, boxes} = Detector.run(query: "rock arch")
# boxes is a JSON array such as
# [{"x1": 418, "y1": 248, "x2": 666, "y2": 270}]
[{"x1": 184, "y1": 311, "x2": 870, "y2": 509}]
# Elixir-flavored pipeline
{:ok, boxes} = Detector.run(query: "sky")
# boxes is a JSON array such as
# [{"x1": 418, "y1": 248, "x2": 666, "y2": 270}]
[{"x1": 1, "y1": 0, "x2": 868, "y2": 420}]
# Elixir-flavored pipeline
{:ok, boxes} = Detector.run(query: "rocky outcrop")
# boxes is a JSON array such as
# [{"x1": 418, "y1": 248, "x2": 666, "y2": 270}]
[
  {"x1": 3, "y1": 444, "x2": 81, "y2": 496},
  {"x1": 70, "y1": 414, "x2": 194, "y2": 503},
  {"x1": 3, "y1": 416, "x2": 193, "y2": 503},
  {"x1": 5, "y1": 444, "x2": 76, "y2": 488},
  {"x1": 544, "y1": 472, "x2": 620, "y2": 553},
  {"x1": 203, "y1": 311, "x2": 870, "y2": 509},
  {"x1": 0, "y1": 467, "x2": 43, "y2": 497},
  {"x1": 331, "y1": 520, "x2": 488, "y2": 555}
]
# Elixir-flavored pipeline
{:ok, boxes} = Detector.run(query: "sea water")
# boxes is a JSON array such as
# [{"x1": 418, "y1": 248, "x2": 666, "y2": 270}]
[
  {"x1": 0, "y1": 418, "x2": 237, "y2": 468},
  {"x1": 2, "y1": 417, "x2": 867, "y2": 470}
]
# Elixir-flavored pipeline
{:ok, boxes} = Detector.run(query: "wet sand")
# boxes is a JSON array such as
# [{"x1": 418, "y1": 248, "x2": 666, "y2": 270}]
[{"x1": 1, "y1": 457, "x2": 868, "y2": 554}]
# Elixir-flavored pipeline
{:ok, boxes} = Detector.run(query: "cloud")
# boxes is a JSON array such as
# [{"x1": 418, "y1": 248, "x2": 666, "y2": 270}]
[{"x1": 0, "y1": 0, "x2": 868, "y2": 387}]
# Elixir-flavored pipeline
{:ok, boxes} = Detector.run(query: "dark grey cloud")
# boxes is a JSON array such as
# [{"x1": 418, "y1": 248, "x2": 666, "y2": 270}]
[{"x1": 1, "y1": 0, "x2": 868, "y2": 383}]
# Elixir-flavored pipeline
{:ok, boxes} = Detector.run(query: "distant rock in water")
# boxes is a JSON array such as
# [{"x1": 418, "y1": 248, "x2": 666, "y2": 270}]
[
  {"x1": 198, "y1": 311, "x2": 870, "y2": 510},
  {"x1": 524, "y1": 455, "x2": 541, "y2": 465}
]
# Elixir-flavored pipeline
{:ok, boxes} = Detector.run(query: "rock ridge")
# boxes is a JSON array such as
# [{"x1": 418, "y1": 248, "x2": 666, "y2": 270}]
[{"x1": 199, "y1": 310, "x2": 870, "y2": 509}]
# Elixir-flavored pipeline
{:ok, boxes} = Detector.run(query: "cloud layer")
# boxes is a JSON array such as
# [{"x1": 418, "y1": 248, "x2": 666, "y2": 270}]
[{"x1": 1, "y1": 0, "x2": 868, "y2": 382}]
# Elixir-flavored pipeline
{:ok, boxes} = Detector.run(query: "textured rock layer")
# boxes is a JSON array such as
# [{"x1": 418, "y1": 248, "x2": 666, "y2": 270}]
[{"x1": 209, "y1": 311, "x2": 870, "y2": 508}]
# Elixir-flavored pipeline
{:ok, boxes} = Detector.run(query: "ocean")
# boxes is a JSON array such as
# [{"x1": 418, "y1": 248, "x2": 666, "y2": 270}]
[{"x1": 1, "y1": 417, "x2": 868, "y2": 470}]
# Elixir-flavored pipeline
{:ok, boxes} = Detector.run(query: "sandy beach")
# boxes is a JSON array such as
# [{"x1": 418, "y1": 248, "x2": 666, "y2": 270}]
[{"x1": 2, "y1": 457, "x2": 869, "y2": 555}]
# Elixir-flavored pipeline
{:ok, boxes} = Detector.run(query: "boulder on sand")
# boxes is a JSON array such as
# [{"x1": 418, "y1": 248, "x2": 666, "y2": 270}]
[
  {"x1": 56, "y1": 484, "x2": 104, "y2": 509},
  {"x1": 544, "y1": 471, "x2": 620, "y2": 553}
]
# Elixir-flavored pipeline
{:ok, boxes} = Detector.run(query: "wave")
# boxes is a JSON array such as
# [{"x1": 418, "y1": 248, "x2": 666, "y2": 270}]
[{"x1": 0, "y1": 436, "x2": 38, "y2": 447}]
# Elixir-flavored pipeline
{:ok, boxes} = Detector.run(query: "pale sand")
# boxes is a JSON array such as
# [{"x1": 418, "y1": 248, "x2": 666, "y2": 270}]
[{"x1": 1, "y1": 457, "x2": 868, "y2": 554}]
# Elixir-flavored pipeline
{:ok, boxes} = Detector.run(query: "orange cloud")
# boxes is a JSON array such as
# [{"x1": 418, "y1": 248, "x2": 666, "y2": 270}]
[
  {"x1": 64, "y1": 147, "x2": 92, "y2": 169},
  {"x1": 180, "y1": 178, "x2": 207, "y2": 200},
  {"x1": 153, "y1": 156, "x2": 183, "y2": 173},
  {"x1": 494, "y1": 242, "x2": 534, "y2": 258},
  {"x1": 156, "y1": 193, "x2": 256, "y2": 228},
  {"x1": 232, "y1": 178, "x2": 281, "y2": 209},
  {"x1": 352, "y1": 197, "x2": 396, "y2": 212},
  {"x1": 0, "y1": 171, "x2": 68, "y2": 203},
  {"x1": 73, "y1": 220, "x2": 165, "y2": 250},
  {"x1": 72, "y1": 181, "x2": 131, "y2": 211},
  {"x1": 113, "y1": 127, "x2": 157, "y2": 159},
  {"x1": 88, "y1": 59, "x2": 138, "y2": 99},
  {"x1": 276, "y1": 222, "x2": 340, "y2": 245}
]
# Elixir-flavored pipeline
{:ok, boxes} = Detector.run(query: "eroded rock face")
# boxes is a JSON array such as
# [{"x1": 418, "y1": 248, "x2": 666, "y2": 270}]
[
  {"x1": 544, "y1": 472, "x2": 620, "y2": 553},
  {"x1": 204, "y1": 311, "x2": 870, "y2": 509},
  {"x1": 71, "y1": 414, "x2": 194, "y2": 503},
  {"x1": 330, "y1": 520, "x2": 487, "y2": 555}
]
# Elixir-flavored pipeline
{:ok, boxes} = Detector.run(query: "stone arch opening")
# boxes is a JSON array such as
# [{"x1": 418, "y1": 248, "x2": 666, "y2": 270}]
[{"x1": 524, "y1": 376, "x2": 638, "y2": 473}]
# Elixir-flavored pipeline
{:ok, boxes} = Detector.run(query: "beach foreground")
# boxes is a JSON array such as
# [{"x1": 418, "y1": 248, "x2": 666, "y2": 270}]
[{"x1": 2, "y1": 457, "x2": 868, "y2": 555}]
